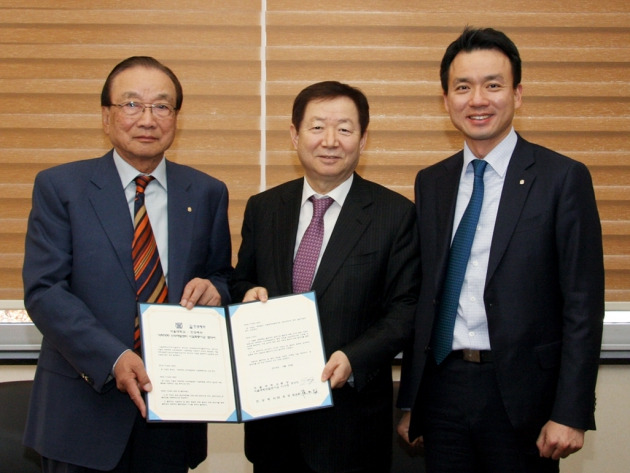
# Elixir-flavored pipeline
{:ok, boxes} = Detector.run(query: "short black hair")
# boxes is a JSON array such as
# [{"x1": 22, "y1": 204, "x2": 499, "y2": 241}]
[
  {"x1": 440, "y1": 27, "x2": 522, "y2": 94},
  {"x1": 292, "y1": 81, "x2": 370, "y2": 136},
  {"x1": 100, "y1": 56, "x2": 183, "y2": 110}
]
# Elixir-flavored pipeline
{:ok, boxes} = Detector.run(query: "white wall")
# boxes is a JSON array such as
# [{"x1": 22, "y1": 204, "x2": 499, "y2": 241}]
[{"x1": 561, "y1": 365, "x2": 630, "y2": 473}]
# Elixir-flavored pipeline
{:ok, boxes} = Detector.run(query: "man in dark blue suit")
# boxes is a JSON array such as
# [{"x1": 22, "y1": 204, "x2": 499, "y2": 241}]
[
  {"x1": 22, "y1": 56, "x2": 233, "y2": 472},
  {"x1": 397, "y1": 28, "x2": 605, "y2": 472}
]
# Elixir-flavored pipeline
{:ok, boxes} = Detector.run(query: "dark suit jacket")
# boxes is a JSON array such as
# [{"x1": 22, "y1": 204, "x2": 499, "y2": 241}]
[
  {"x1": 22, "y1": 151, "x2": 232, "y2": 470},
  {"x1": 398, "y1": 135, "x2": 605, "y2": 442},
  {"x1": 230, "y1": 174, "x2": 420, "y2": 472}
]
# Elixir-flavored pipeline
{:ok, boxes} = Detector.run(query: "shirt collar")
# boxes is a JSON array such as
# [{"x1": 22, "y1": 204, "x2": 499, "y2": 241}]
[
  {"x1": 112, "y1": 150, "x2": 168, "y2": 191},
  {"x1": 462, "y1": 127, "x2": 517, "y2": 178},
  {"x1": 300, "y1": 174, "x2": 354, "y2": 207}
]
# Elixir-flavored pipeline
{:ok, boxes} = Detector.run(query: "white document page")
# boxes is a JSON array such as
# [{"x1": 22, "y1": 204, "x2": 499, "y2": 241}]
[
  {"x1": 140, "y1": 304, "x2": 238, "y2": 422},
  {"x1": 228, "y1": 292, "x2": 332, "y2": 420}
]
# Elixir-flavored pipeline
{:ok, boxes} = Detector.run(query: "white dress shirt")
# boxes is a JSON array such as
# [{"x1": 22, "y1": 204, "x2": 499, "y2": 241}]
[{"x1": 294, "y1": 174, "x2": 354, "y2": 273}]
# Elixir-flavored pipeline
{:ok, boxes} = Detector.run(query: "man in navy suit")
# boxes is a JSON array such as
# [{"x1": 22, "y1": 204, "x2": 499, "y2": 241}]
[
  {"x1": 397, "y1": 28, "x2": 605, "y2": 472},
  {"x1": 230, "y1": 81, "x2": 420, "y2": 472},
  {"x1": 22, "y1": 56, "x2": 233, "y2": 472}
]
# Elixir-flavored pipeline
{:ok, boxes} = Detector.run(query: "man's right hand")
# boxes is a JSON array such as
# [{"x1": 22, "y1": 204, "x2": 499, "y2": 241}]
[
  {"x1": 114, "y1": 350, "x2": 152, "y2": 418},
  {"x1": 242, "y1": 286, "x2": 269, "y2": 302},
  {"x1": 397, "y1": 410, "x2": 424, "y2": 451}
]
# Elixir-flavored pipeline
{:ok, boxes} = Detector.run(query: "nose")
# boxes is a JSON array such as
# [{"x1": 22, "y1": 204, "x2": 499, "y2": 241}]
[
  {"x1": 136, "y1": 106, "x2": 157, "y2": 125},
  {"x1": 321, "y1": 127, "x2": 338, "y2": 147},
  {"x1": 469, "y1": 87, "x2": 489, "y2": 106}
]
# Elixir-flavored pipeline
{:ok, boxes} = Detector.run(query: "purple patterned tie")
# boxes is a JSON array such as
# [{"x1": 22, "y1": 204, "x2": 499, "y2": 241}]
[{"x1": 292, "y1": 196, "x2": 334, "y2": 293}]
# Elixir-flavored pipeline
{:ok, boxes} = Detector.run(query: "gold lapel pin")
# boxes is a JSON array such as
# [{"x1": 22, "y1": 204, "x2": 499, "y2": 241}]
[
  {"x1": 519, "y1": 179, "x2": 525, "y2": 185},
  {"x1": 187, "y1": 206, "x2": 192, "y2": 212}
]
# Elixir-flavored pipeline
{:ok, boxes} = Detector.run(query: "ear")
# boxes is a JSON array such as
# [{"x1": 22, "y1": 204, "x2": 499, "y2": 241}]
[
  {"x1": 359, "y1": 131, "x2": 368, "y2": 152},
  {"x1": 442, "y1": 92, "x2": 450, "y2": 113},
  {"x1": 513, "y1": 84, "x2": 523, "y2": 110},
  {"x1": 290, "y1": 124, "x2": 299, "y2": 149},
  {"x1": 101, "y1": 106, "x2": 111, "y2": 135}
]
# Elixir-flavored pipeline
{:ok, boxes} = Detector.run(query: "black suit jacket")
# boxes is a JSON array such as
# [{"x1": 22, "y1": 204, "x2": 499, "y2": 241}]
[
  {"x1": 22, "y1": 152, "x2": 233, "y2": 470},
  {"x1": 399, "y1": 135, "x2": 605, "y2": 442},
  {"x1": 231, "y1": 174, "x2": 420, "y2": 471}
]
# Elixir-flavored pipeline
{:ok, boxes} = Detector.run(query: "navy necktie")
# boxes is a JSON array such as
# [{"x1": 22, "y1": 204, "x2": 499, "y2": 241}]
[{"x1": 432, "y1": 159, "x2": 488, "y2": 364}]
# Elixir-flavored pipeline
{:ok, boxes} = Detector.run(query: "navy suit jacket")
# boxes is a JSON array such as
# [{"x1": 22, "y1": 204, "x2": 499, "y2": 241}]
[
  {"x1": 230, "y1": 174, "x2": 420, "y2": 471},
  {"x1": 22, "y1": 151, "x2": 232, "y2": 470},
  {"x1": 398, "y1": 135, "x2": 605, "y2": 442}
]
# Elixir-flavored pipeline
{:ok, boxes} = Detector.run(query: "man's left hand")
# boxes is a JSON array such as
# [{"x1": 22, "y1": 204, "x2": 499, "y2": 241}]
[
  {"x1": 321, "y1": 350, "x2": 352, "y2": 389},
  {"x1": 536, "y1": 420, "x2": 585, "y2": 460},
  {"x1": 180, "y1": 277, "x2": 221, "y2": 308}
]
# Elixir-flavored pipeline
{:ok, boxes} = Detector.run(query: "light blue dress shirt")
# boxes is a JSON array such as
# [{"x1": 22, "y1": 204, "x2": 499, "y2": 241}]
[
  {"x1": 451, "y1": 129, "x2": 517, "y2": 351},
  {"x1": 112, "y1": 151, "x2": 169, "y2": 284}
]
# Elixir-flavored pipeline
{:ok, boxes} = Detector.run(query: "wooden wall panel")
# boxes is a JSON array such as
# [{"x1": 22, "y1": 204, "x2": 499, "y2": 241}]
[
  {"x1": 0, "y1": 1, "x2": 261, "y2": 299},
  {"x1": 265, "y1": 0, "x2": 630, "y2": 301},
  {"x1": 0, "y1": 0, "x2": 628, "y2": 302}
]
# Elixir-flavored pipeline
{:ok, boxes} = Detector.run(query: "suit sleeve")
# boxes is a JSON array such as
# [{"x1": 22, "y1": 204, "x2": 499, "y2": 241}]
[
  {"x1": 22, "y1": 172, "x2": 129, "y2": 392},
  {"x1": 204, "y1": 181, "x2": 233, "y2": 304},
  {"x1": 551, "y1": 160, "x2": 605, "y2": 430},
  {"x1": 229, "y1": 196, "x2": 259, "y2": 302},
  {"x1": 396, "y1": 169, "x2": 428, "y2": 409},
  {"x1": 341, "y1": 201, "x2": 421, "y2": 391}
]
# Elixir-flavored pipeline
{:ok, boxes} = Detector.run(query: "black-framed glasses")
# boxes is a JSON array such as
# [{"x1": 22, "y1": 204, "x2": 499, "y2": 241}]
[{"x1": 112, "y1": 101, "x2": 177, "y2": 119}]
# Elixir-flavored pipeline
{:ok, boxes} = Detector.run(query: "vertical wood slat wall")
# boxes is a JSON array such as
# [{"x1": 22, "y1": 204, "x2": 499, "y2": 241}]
[{"x1": 1, "y1": 0, "x2": 628, "y2": 301}]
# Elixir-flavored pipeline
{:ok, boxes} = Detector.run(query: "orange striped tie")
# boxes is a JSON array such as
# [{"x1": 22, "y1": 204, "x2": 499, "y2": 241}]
[{"x1": 132, "y1": 175, "x2": 168, "y2": 352}]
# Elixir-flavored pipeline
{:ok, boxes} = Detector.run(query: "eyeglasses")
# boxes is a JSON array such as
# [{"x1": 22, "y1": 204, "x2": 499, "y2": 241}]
[{"x1": 112, "y1": 101, "x2": 177, "y2": 119}]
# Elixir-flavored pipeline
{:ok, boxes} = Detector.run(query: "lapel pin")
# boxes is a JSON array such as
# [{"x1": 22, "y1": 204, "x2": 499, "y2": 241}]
[
  {"x1": 187, "y1": 206, "x2": 192, "y2": 213},
  {"x1": 519, "y1": 179, "x2": 525, "y2": 185}
]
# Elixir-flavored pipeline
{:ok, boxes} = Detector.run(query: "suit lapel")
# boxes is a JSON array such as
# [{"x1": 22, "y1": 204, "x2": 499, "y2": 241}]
[
  {"x1": 274, "y1": 180, "x2": 302, "y2": 293},
  {"x1": 486, "y1": 136, "x2": 536, "y2": 284},
  {"x1": 88, "y1": 152, "x2": 136, "y2": 291},
  {"x1": 311, "y1": 175, "x2": 372, "y2": 297},
  {"x1": 434, "y1": 154, "x2": 464, "y2": 292},
  {"x1": 166, "y1": 161, "x2": 195, "y2": 300}
]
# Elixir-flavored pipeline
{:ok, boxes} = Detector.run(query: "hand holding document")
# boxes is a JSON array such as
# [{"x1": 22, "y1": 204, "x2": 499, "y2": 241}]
[{"x1": 139, "y1": 292, "x2": 332, "y2": 422}]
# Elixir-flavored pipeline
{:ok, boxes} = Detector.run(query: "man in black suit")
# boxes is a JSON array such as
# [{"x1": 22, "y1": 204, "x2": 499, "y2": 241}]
[
  {"x1": 397, "y1": 27, "x2": 605, "y2": 472},
  {"x1": 230, "y1": 81, "x2": 420, "y2": 473}
]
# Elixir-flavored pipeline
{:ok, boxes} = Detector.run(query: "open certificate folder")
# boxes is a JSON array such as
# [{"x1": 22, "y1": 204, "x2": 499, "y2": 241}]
[{"x1": 139, "y1": 292, "x2": 333, "y2": 423}]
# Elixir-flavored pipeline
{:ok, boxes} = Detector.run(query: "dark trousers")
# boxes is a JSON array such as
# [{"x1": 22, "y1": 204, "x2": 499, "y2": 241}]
[
  {"x1": 246, "y1": 413, "x2": 389, "y2": 473},
  {"x1": 41, "y1": 412, "x2": 189, "y2": 473},
  {"x1": 420, "y1": 355, "x2": 559, "y2": 473},
  {"x1": 252, "y1": 456, "x2": 316, "y2": 473}
]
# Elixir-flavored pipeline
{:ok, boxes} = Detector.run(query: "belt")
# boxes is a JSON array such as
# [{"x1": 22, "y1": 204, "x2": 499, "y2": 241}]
[{"x1": 451, "y1": 349, "x2": 493, "y2": 363}]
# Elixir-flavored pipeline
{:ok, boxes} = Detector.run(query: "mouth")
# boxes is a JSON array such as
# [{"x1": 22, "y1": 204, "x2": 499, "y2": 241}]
[
  {"x1": 135, "y1": 136, "x2": 159, "y2": 142},
  {"x1": 468, "y1": 114, "x2": 492, "y2": 121}
]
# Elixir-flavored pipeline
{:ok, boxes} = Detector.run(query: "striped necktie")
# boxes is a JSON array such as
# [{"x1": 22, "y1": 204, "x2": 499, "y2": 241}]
[
  {"x1": 432, "y1": 159, "x2": 488, "y2": 364},
  {"x1": 132, "y1": 175, "x2": 168, "y2": 351}
]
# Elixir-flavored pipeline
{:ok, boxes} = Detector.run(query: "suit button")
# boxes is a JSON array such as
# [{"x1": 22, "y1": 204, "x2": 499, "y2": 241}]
[{"x1": 81, "y1": 373, "x2": 94, "y2": 385}]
